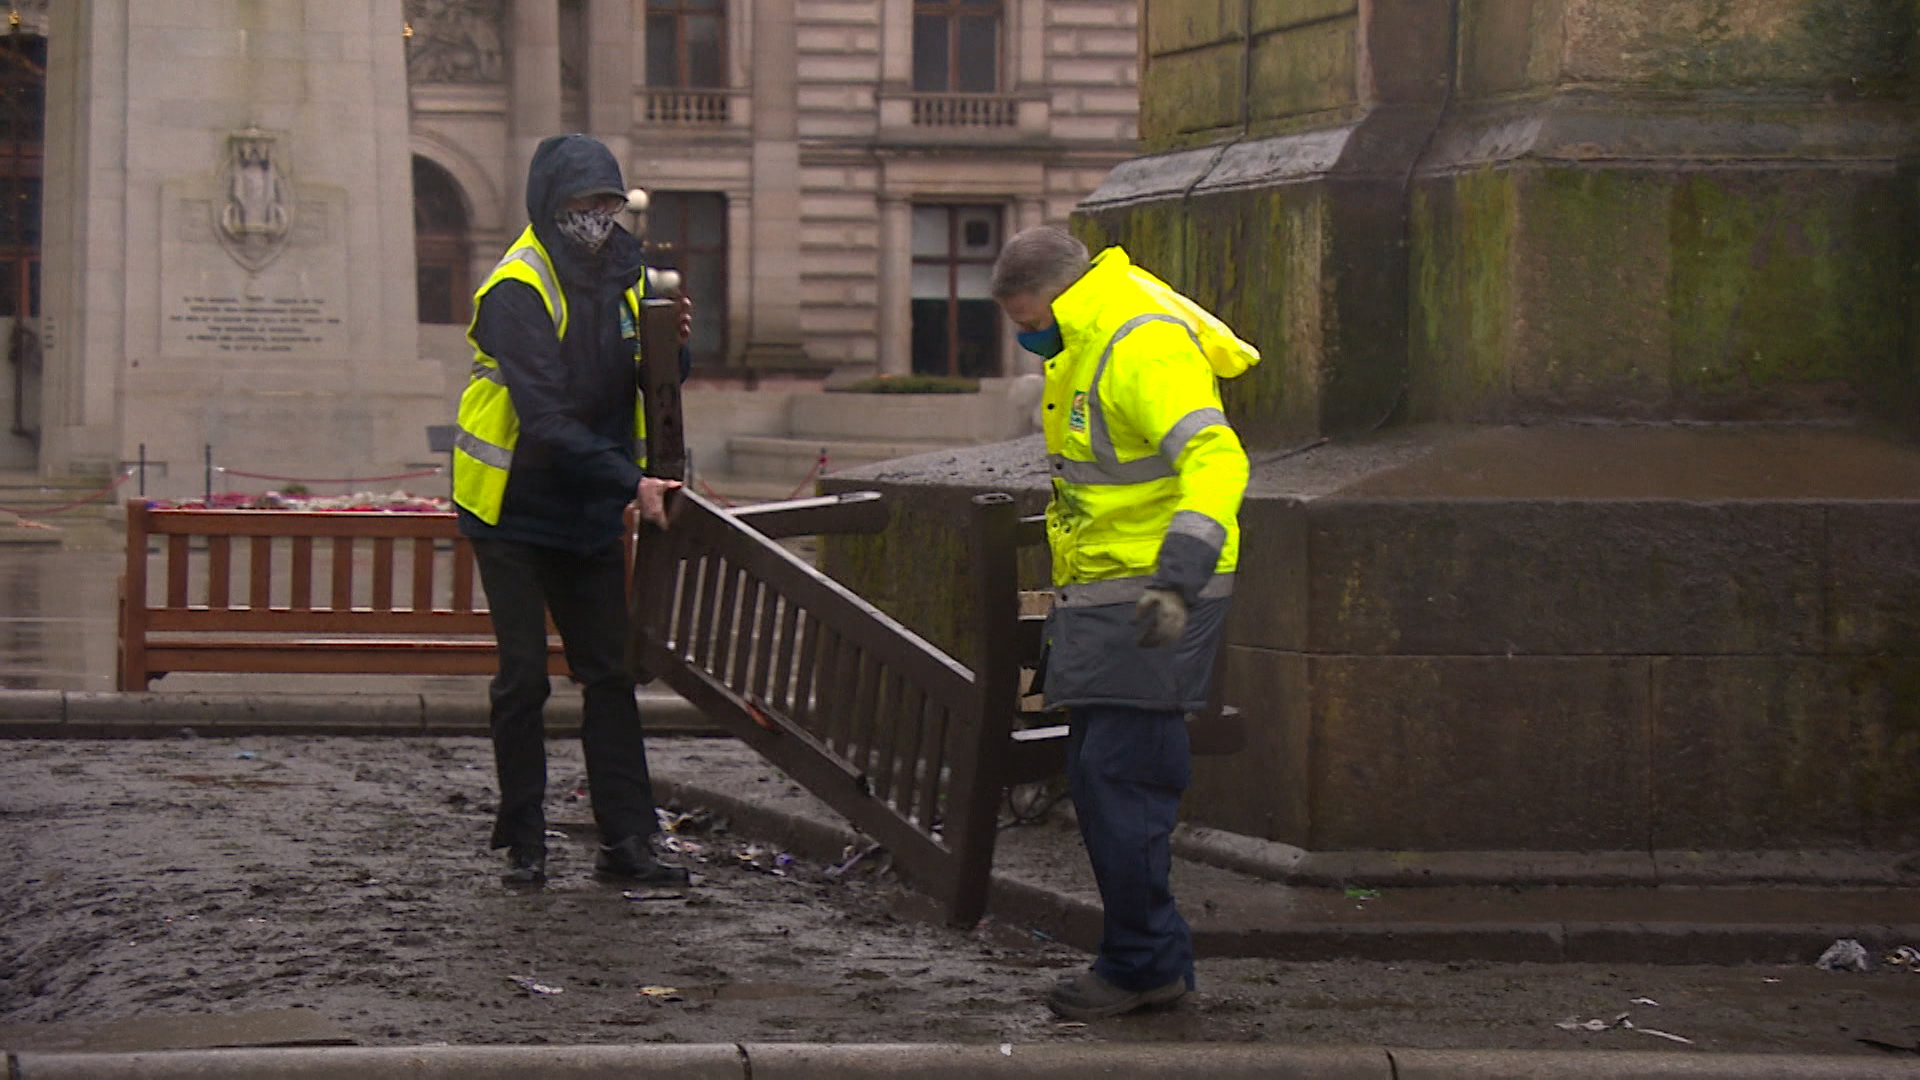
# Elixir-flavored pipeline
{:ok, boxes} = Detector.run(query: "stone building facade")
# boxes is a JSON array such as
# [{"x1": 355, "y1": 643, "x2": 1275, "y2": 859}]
[
  {"x1": 17, "y1": 0, "x2": 1137, "y2": 491},
  {"x1": 406, "y1": 0, "x2": 1139, "y2": 391}
]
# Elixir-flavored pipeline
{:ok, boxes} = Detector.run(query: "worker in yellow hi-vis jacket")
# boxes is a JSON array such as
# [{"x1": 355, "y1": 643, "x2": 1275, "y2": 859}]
[
  {"x1": 990, "y1": 226, "x2": 1258, "y2": 1022},
  {"x1": 452, "y1": 134, "x2": 692, "y2": 890}
]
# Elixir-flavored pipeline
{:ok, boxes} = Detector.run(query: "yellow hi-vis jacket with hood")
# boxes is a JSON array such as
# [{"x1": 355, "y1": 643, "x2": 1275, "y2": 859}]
[
  {"x1": 1039, "y1": 246, "x2": 1257, "y2": 712},
  {"x1": 451, "y1": 226, "x2": 646, "y2": 526},
  {"x1": 452, "y1": 134, "x2": 652, "y2": 545}
]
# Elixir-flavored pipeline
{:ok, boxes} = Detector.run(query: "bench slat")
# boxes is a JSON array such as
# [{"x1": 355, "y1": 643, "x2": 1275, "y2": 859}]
[
  {"x1": 147, "y1": 609, "x2": 497, "y2": 635},
  {"x1": 452, "y1": 542, "x2": 475, "y2": 612},
  {"x1": 167, "y1": 535, "x2": 189, "y2": 608},
  {"x1": 372, "y1": 537, "x2": 395, "y2": 612},
  {"x1": 147, "y1": 636, "x2": 561, "y2": 651},
  {"x1": 144, "y1": 642, "x2": 568, "y2": 678},
  {"x1": 291, "y1": 537, "x2": 313, "y2": 610},
  {"x1": 207, "y1": 536, "x2": 231, "y2": 610},
  {"x1": 249, "y1": 536, "x2": 272, "y2": 610},
  {"x1": 144, "y1": 510, "x2": 462, "y2": 539},
  {"x1": 412, "y1": 537, "x2": 435, "y2": 613},
  {"x1": 331, "y1": 536, "x2": 353, "y2": 611}
]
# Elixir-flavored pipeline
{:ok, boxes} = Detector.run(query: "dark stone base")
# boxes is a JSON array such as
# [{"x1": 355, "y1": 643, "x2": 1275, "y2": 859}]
[{"x1": 823, "y1": 424, "x2": 1920, "y2": 852}]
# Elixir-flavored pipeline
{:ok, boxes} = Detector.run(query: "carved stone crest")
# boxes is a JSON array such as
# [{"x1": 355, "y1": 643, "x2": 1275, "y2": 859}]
[
  {"x1": 215, "y1": 128, "x2": 293, "y2": 273},
  {"x1": 405, "y1": 0, "x2": 506, "y2": 85}
]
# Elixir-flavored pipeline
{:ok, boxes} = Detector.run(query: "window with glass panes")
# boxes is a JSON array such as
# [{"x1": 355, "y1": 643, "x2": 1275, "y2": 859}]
[
  {"x1": 0, "y1": 33, "x2": 43, "y2": 320},
  {"x1": 647, "y1": 0, "x2": 725, "y2": 88},
  {"x1": 644, "y1": 192, "x2": 728, "y2": 370},
  {"x1": 412, "y1": 157, "x2": 471, "y2": 326},
  {"x1": 912, "y1": 0, "x2": 1001, "y2": 93},
  {"x1": 910, "y1": 205, "x2": 1001, "y2": 378}
]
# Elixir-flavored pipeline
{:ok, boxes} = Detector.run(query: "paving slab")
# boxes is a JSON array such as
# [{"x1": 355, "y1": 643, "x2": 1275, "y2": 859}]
[
  {"x1": 742, "y1": 1041, "x2": 1393, "y2": 1078},
  {"x1": 0, "y1": 1007, "x2": 355, "y2": 1053},
  {"x1": 10, "y1": 1044, "x2": 744, "y2": 1080},
  {"x1": 1388, "y1": 1048, "x2": 1920, "y2": 1079}
]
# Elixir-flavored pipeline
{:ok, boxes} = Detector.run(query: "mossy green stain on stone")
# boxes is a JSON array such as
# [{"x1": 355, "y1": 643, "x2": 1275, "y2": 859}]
[
  {"x1": 1408, "y1": 169, "x2": 1517, "y2": 420},
  {"x1": 1668, "y1": 174, "x2": 1903, "y2": 402},
  {"x1": 1146, "y1": 0, "x2": 1247, "y2": 57},
  {"x1": 1142, "y1": 42, "x2": 1247, "y2": 139},
  {"x1": 1080, "y1": 187, "x2": 1328, "y2": 450},
  {"x1": 1074, "y1": 203, "x2": 1190, "y2": 294},
  {"x1": 1519, "y1": 168, "x2": 1674, "y2": 408},
  {"x1": 1623, "y1": 0, "x2": 1916, "y2": 94},
  {"x1": 1191, "y1": 187, "x2": 1324, "y2": 448},
  {"x1": 1247, "y1": 16, "x2": 1359, "y2": 122},
  {"x1": 1250, "y1": 0, "x2": 1356, "y2": 34},
  {"x1": 822, "y1": 502, "x2": 976, "y2": 663}
]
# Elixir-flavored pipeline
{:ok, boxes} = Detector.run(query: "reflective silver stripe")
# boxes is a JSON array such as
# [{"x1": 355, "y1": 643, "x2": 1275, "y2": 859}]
[
  {"x1": 1088, "y1": 313, "x2": 1202, "y2": 466},
  {"x1": 454, "y1": 427, "x2": 513, "y2": 470},
  {"x1": 1055, "y1": 572, "x2": 1235, "y2": 608},
  {"x1": 494, "y1": 246, "x2": 562, "y2": 330},
  {"x1": 469, "y1": 361, "x2": 505, "y2": 385},
  {"x1": 1159, "y1": 407, "x2": 1228, "y2": 465},
  {"x1": 1050, "y1": 453, "x2": 1177, "y2": 486},
  {"x1": 1167, "y1": 509, "x2": 1228, "y2": 551}
]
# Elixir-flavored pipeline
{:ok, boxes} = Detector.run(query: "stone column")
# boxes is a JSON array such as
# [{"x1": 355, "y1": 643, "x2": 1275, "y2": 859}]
[
  {"x1": 37, "y1": 0, "x2": 125, "y2": 477},
  {"x1": 740, "y1": 0, "x2": 808, "y2": 368},
  {"x1": 879, "y1": 0, "x2": 910, "y2": 86},
  {"x1": 586, "y1": 0, "x2": 633, "y2": 169},
  {"x1": 876, "y1": 196, "x2": 912, "y2": 376},
  {"x1": 508, "y1": 0, "x2": 563, "y2": 228},
  {"x1": 1014, "y1": 0, "x2": 1045, "y2": 90}
]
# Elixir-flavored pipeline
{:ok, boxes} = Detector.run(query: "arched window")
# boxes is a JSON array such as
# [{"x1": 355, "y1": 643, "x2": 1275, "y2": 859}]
[
  {"x1": 0, "y1": 32, "x2": 44, "y2": 320},
  {"x1": 413, "y1": 156, "x2": 471, "y2": 325}
]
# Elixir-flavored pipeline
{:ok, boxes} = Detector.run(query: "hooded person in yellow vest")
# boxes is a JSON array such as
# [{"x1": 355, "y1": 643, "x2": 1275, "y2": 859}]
[
  {"x1": 991, "y1": 226, "x2": 1256, "y2": 1021},
  {"x1": 453, "y1": 133, "x2": 692, "y2": 888}
]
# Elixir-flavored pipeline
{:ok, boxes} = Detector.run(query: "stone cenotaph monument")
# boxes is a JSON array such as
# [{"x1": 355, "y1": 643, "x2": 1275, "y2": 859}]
[{"x1": 40, "y1": 0, "x2": 441, "y2": 496}]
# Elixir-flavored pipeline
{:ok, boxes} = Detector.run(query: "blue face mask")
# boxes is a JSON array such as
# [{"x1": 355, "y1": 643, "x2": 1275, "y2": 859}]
[{"x1": 1017, "y1": 324, "x2": 1065, "y2": 358}]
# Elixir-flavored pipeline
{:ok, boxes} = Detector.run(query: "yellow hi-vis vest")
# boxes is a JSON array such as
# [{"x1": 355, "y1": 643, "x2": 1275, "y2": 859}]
[
  {"x1": 1040, "y1": 246, "x2": 1259, "y2": 604},
  {"x1": 451, "y1": 225, "x2": 647, "y2": 525}
]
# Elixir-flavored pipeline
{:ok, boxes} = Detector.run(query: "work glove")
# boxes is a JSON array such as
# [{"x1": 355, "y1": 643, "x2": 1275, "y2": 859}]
[{"x1": 1133, "y1": 586, "x2": 1188, "y2": 648}]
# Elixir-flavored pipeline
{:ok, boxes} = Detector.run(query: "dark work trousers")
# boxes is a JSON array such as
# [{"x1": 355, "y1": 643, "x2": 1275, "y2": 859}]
[
  {"x1": 472, "y1": 537, "x2": 659, "y2": 852},
  {"x1": 1066, "y1": 704, "x2": 1196, "y2": 992}
]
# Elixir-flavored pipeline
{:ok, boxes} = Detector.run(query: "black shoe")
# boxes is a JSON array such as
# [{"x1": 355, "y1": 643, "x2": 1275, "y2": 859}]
[
  {"x1": 594, "y1": 835, "x2": 691, "y2": 885},
  {"x1": 1045, "y1": 971, "x2": 1188, "y2": 1021},
  {"x1": 502, "y1": 846, "x2": 546, "y2": 885}
]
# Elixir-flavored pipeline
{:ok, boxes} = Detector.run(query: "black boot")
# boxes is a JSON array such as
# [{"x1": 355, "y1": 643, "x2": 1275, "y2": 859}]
[
  {"x1": 502, "y1": 845, "x2": 547, "y2": 886},
  {"x1": 594, "y1": 835, "x2": 690, "y2": 885}
]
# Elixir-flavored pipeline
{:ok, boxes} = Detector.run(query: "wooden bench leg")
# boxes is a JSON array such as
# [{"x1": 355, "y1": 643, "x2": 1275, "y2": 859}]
[{"x1": 116, "y1": 573, "x2": 149, "y2": 692}]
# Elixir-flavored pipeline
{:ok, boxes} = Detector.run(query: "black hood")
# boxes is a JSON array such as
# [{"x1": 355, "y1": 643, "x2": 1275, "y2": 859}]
[{"x1": 524, "y1": 134, "x2": 640, "y2": 284}]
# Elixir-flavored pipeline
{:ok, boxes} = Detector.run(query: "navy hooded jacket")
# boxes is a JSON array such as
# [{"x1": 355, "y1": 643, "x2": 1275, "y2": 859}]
[{"x1": 456, "y1": 134, "x2": 680, "y2": 554}]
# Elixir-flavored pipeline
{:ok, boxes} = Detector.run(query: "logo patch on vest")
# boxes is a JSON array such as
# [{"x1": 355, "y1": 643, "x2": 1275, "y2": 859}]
[{"x1": 1067, "y1": 391, "x2": 1088, "y2": 433}]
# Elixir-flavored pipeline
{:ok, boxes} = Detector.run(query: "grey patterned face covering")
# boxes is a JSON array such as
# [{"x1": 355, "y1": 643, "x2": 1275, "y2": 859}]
[{"x1": 555, "y1": 206, "x2": 619, "y2": 252}]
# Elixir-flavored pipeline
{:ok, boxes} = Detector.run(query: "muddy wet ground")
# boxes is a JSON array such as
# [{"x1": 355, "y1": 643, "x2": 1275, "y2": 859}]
[{"x1": 3, "y1": 734, "x2": 1920, "y2": 1056}]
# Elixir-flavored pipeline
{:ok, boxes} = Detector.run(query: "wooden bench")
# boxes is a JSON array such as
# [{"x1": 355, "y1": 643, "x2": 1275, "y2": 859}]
[{"x1": 117, "y1": 501, "x2": 565, "y2": 690}]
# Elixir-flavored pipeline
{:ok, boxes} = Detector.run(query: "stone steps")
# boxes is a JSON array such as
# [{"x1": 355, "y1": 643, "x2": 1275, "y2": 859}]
[{"x1": 0, "y1": 471, "x2": 122, "y2": 513}]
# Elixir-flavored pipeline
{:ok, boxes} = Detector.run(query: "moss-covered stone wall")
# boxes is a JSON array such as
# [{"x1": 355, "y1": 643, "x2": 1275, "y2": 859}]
[
  {"x1": 1139, "y1": 0, "x2": 1365, "y2": 152},
  {"x1": 1077, "y1": 186, "x2": 1337, "y2": 449},
  {"x1": 1090, "y1": 0, "x2": 1920, "y2": 436}
]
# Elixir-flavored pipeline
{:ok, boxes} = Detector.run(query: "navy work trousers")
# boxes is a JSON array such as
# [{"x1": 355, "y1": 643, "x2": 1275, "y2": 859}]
[
  {"x1": 1066, "y1": 704, "x2": 1195, "y2": 992},
  {"x1": 472, "y1": 537, "x2": 659, "y2": 852}
]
